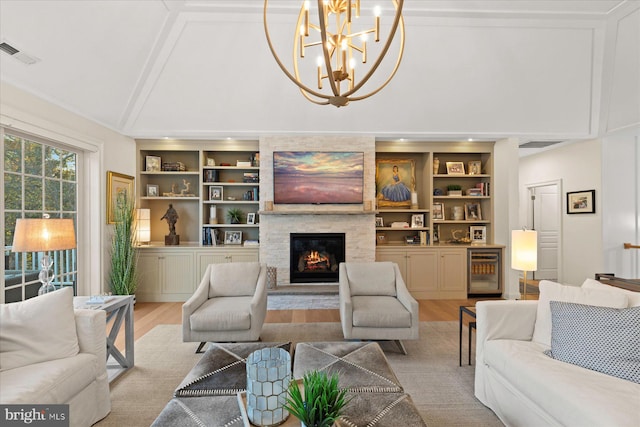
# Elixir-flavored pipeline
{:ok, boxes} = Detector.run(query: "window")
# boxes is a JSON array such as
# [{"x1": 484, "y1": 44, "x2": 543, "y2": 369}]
[{"x1": 3, "y1": 132, "x2": 79, "y2": 302}]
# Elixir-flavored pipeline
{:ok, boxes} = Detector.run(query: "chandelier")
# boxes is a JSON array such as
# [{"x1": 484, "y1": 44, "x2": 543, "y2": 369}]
[{"x1": 264, "y1": 0, "x2": 405, "y2": 107}]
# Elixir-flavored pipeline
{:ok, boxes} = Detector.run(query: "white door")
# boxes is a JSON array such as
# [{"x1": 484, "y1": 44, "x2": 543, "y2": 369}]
[{"x1": 529, "y1": 183, "x2": 561, "y2": 280}]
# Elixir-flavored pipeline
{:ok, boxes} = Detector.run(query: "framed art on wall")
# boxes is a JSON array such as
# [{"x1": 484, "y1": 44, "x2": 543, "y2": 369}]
[
  {"x1": 107, "y1": 171, "x2": 134, "y2": 224},
  {"x1": 567, "y1": 190, "x2": 595, "y2": 214},
  {"x1": 376, "y1": 158, "x2": 416, "y2": 208}
]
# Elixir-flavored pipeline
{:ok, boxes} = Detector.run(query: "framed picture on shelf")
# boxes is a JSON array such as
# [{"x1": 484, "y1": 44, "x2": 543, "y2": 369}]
[
  {"x1": 432, "y1": 202, "x2": 444, "y2": 220},
  {"x1": 464, "y1": 202, "x2": 482, "y2": 220},
  {"x1": 224, "y1": 231, "x2": 242, "y2": 245},
  {"x1": 567, "y1": 190, "x2": 595, "y2": 214},
  {"x1": 375, "y1": 216, "x2": 384, "y2": 227},
  {"x1": 146, "y1": 184, "x2": 159, "y2": 197},
  {"x1": 209, "y1": 186, "x2": 223, "y2": 201},
  {"x1": 468, "y1": 161, "x2": 482, "y2": 175},
  {"x1": 247, "y1": 213, "x2": 256, "y2": 225},
  {"x1": 470, "y1": 226, "x2": 487, "y2": 244},
  {"x1": 433, "y1": 224, "x2": 440, "y2": 243},
  {"x1": 411, "y1": 214, "x2": 424, "y2": 228},
  {"x1": 376, "y1": 233, "x2": 387, "y2": 245},
  {"x1": 375, "y1": 158, "x2": 416, "y2": 208},
  {"x1": 106, "y1": 171, "x2": 135, "y2": 224},
  {"x1": 145, "y1": 155, "x2": 161, "y2": 172},
  {"x1": 446, "y1": 161, "x2": 465, "y2": 175}
]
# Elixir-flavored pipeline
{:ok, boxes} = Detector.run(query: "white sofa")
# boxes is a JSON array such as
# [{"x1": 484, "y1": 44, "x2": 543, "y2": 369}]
[
  {"x1": 0, "y1": 288, "x2": 111, "y2": 427},
  {"x1": 474, "y1": 280, "x2": 640, "y2": 427}
]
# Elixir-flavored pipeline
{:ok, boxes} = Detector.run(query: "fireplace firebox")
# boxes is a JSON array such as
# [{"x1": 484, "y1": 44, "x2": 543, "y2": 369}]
[{"x1": 290, "y1": 233, "x2": 345, "y2": 283}]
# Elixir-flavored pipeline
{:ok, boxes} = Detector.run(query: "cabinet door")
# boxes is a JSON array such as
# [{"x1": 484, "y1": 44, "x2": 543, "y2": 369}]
[
  {"x1": 376, "y1": 250, "x2": 408, "y2": 282},
  {"x1": 229, "y1": 251, "x2": 259, "y2": 263},
  {"x1": 198, "y1": 253, "x2": 232, "y2": 278},
  {"x1": 438, "y1": 249, "x2": 466, "y2": 292},
  {"x1": 137, "y1": 253, "x2": 160, "y2": 298},
  {"x1": 161, "y1": 253, "x2": 195, "y2": 294},
  {"x1": 406, "y1": 251, "x2": 438, "y2": 292}
]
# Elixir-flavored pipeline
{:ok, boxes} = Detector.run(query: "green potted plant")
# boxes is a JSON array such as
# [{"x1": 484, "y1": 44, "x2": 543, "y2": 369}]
[
  {"x1": 284, "y1": 370, "x2": 350, "y2": 427},
  {"x1": 447, "y1": 184, "x2": 463, "y2": 196},
  {"x1": 109, "y1": 192, "x2": 138, "y2": 295},
  {"x1": 226, "y1": 208, "x2": 244, "y2": 224}
]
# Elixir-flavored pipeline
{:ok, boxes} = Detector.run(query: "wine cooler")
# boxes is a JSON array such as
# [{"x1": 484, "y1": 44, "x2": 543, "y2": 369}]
[{"x1": 468, "y1": 248, "x2": 502, "y2": 295}]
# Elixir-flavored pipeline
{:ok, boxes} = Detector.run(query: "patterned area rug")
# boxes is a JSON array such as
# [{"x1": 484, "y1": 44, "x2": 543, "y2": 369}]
[{"x1": 97, "y1": 322, "x2": 503, "y2": 427}]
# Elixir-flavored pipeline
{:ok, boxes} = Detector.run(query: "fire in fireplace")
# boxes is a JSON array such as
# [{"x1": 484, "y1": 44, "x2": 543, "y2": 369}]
[{"x1": 290, "y1": 233, "x2": 345, "y2": 283}]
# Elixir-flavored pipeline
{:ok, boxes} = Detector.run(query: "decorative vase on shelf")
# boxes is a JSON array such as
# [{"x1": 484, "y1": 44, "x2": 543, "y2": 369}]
[{"x1": 433, "y1": 157, "x2": 440, "y2": 175}]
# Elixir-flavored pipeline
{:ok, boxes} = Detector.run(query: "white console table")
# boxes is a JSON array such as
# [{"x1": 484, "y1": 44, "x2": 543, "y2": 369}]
[{"x1": 74, "y1": 295, "x2": 134, "y2": 381}]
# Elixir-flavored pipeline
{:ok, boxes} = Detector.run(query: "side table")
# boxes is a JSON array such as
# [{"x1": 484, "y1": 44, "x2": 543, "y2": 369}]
[
  {"x1": 74, "y1": 295, "x2": 134, "y2": 381},
  {"x1": 459, "y1": 306, "x2": 477, "y2": 366}
]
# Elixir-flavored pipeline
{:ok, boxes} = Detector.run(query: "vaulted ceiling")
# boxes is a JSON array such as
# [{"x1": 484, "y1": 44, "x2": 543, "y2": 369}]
[{"x1": 1, "y1": 1, "x2": 637, "y2": 142}]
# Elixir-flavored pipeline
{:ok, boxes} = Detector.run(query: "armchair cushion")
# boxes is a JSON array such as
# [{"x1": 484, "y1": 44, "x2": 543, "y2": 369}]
[
  {"x1": 189, "y1": 297, "x2": 252, "y2": 331},
  {"x1": 209, "y1": 262, "x2": 261, "y2": 297},
  {"x1": 0, "y1": 288, "x2": 79, "y2": 371},
  {"x1": 345, "y1": 262, "x2": 397, "y2": 296},
  {"x1": 352, "y1": 296, "x2": 412, "y2": 328}
]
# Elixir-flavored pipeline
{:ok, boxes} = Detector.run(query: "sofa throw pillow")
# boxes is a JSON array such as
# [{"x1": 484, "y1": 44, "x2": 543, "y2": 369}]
[
  {"x1": 0, "y1": 287, "x2": 79, "y2": 371},
  {"x1": 546, "y1": 301, "x2": 640, "y2": 384},
  {"x1": 582, "y1": 278, "x2": 640, "y2": 307},
  {"x1": 532, "y1": 280, "x2": 628, "y2": 347}
]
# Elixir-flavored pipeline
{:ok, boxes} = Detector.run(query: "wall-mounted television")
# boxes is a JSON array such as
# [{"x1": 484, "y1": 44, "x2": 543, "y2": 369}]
[{"x1": 273, "y1": 151, "x2": 364, "y2": 204}]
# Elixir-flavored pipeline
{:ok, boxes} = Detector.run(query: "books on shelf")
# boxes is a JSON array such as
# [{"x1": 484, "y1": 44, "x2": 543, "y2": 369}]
[
  {"x1": 162, "y1": 161, "x2": 186, "y2": 171},
  {"x1": 204, "y1": 169, "x2": 219, "y2": 182},
  {"x1": 202, "y1": 227, "x2": 218, "y2": 246},
  {"x1": 475, "y1": 182, "x2": 490, "y2": 196}
]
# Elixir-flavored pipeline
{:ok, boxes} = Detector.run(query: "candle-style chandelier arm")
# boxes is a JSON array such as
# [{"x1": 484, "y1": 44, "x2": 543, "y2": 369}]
[{"x1": 263, "y1": 0, "x2": 331, "y2": 105}]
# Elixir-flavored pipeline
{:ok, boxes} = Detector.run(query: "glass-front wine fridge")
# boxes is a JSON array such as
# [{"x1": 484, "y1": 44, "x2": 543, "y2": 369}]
[{"x1": 468, "y1": 248, "x2": 502, "y2": 295}]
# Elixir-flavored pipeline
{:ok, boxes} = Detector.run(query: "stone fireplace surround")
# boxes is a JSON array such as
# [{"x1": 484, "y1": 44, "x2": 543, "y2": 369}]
[{"x1": 259, "y1": 136, "x2": 377, "y2": 287}]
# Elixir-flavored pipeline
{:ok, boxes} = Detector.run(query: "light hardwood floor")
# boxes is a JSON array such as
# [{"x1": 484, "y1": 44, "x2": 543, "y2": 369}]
[{"x1": 113, "y1": 296, "x2": 542, "y2": 350}]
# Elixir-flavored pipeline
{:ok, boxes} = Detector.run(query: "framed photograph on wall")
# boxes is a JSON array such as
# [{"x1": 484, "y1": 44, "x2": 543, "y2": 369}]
[
  {"x1": 432, "y1": 202, "x2": 444, "y2": 220},
  {"x1": 145, "y1": 155, "x2": 161, "y2": 172},
  {"x1": 411, "y1": 214, "x2": 424, "y2": 228},
  {"x1": 247, "y1": 213, "x2": 256, "y2": 225},
  {"x1": 224, "y1": 231, "x2": 242, "y2": 245},
  {"x1": 470, "y1": 226, "x2": 487, "y2": 244},
  {"x1": 209, "y1": 186, "x2": 223, "y2": 201},
  {"x1": 446, "y1": 161, "x2": 465, "y2": 175},
  {"x1": 464, "y1": 202, "x2": 482, "y2": 220},
  {"x1": 567, "y1": 190, "x2": 595, "y2": 214},
  {"x1": 146, "y1": 184, "x2": 159, "y2": 197},
  {"x1": 106, "y1": 171, "x2": 134, "y2": 224},
  {"x1": 375, "y1": 158, "x2": 416, "y2": 208}
]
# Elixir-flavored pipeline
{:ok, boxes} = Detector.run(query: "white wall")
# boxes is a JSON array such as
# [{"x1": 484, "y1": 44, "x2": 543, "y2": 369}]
[
  {"x1": 519, "y1": 140, "x2": 603, "y2": 285},
  {"x1": 601, "y1": 126, "x2": 640, "y2": 278},
  {"x1": 0, "y1": 82, "x2": 137, "y2": 296}
]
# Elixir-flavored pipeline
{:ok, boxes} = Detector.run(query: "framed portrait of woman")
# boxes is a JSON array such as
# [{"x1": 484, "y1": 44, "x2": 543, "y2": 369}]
[{"x1": 375, "y1": 158, "x2": 416, "y2": 208}]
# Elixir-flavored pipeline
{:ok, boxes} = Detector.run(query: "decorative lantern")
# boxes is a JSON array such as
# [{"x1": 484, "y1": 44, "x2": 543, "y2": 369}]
[{"x1": 246, "y1": 347, "x2": 291, "y2": 426}]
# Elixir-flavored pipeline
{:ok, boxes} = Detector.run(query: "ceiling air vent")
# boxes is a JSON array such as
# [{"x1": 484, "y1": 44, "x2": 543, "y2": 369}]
[
  {"x1": 0, "y1": 41, "x2": 39, "y2": 65},
  {"x1": 519, "y1": 141, "x2": 564, "y2": 149}
]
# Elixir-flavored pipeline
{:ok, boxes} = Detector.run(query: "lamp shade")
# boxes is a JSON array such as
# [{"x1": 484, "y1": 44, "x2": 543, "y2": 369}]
[
  {"x1": 136, "y1": 208, "x2": 151, "y2": 243},
  {"x1": 511, "y1": 229, "x2": 538, "y2": 272},
  {"x1": 11, "y1": 218, "x2": 76, "y2": 252}
]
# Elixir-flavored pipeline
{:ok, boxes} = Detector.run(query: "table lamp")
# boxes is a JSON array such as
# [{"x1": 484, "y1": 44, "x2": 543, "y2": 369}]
[
  {"x1": 136, "y1": 208, "x2": 151, "y2": 245},
  {"x1": 11, "y1": 215, "x2": 76, "y2": 295},
  {"x1": 511, "y1": 229, "x2": 538, "y2": 300}
]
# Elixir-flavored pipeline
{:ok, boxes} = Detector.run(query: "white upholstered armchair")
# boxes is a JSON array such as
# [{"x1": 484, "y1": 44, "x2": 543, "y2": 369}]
[
  {"x1": 182, "y1": 262, "x2": 268, "y2": 353},
  {"x1": 339, "y1": 262, "x2": 419, "y2": 354}
]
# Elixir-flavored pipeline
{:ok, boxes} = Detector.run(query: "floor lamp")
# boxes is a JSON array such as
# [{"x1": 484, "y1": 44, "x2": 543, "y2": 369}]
[
  {"x1": 511, "y1": 229, "x2": 538, "y2": 300},
  {"x1": 11, "y1": 215, "x2": 77, "y2": 295}
]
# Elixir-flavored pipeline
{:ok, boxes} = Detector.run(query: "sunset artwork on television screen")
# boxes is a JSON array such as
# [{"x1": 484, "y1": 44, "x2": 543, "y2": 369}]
[{"x1": 273, "y1": 151, "x2": 364, "y2": 204}]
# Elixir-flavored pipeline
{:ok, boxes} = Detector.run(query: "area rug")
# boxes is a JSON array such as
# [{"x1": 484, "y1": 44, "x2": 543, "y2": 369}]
[{"x1": 96, "y1": 322, "x2": 502, "y2": 427}]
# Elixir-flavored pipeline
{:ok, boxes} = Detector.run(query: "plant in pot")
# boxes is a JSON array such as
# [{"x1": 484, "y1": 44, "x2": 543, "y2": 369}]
[
  {"x1": 284, "y1": 370, "x2": 350, "y2": 427},
  {"x1": 109, "y1": 192, "x2": 138, "y2": 296},
  {"x1": 226, "y1": 208, "x2": 244, "y2": 224},
  {"x1": 447, "y1": 184, "x2": 463, "y2": 196}
]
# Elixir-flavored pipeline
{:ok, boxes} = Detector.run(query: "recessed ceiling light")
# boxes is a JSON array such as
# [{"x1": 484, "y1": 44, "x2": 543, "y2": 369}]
[{"x1": 468, "y1": 138, "x2": 473, "y2": 142}]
